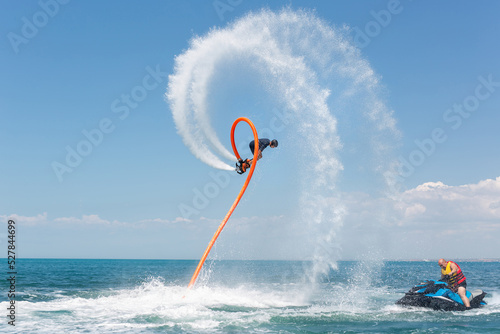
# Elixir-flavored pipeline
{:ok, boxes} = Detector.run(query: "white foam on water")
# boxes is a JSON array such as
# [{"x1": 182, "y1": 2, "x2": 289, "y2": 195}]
[
  {"x1": 4, "y1": 278, "x2": 497, "y2": 333},
  {"x1": 4, "y1": 278, "x2": 310, "y2": 333}
]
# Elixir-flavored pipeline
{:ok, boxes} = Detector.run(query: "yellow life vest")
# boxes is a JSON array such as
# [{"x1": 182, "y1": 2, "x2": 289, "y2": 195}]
[
  {"x1": 441, "y1": 261, "x2": 466, "y2": 287},
  {"x1": 441, "y1": 262, "x2": 452, "y2": 276}
]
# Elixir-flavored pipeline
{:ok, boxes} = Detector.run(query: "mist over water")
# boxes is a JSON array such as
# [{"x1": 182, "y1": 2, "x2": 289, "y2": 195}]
[{"x1": 167, "y1": 9, "x2": 400, "y2": 283}]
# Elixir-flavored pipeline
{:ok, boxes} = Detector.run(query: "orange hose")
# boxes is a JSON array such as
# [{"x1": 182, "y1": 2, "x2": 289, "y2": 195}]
[{"x1": 186, "y1": 117, "x2": 259, "y2": 290}]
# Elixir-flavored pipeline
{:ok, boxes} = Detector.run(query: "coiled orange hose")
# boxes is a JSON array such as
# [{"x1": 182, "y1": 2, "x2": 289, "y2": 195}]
[{"x1": 187, "y1": 117, "x2": 259, "y2": 289}]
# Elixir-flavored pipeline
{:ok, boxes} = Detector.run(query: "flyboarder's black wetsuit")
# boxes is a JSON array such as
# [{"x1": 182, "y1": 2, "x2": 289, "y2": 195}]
[{"x1": 249, "y1": 139, "x2": 271, "y2": 155}]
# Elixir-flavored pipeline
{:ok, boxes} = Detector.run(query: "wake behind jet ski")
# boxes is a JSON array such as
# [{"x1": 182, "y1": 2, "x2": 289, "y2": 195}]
[{"x1": 396, "y1": 279, "x2": 487, "y2": 311}]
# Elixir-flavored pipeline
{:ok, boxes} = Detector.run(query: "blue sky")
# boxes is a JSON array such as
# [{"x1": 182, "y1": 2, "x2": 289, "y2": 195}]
[{"x1": 1, "y1": 0, "x2": 500, "y2": 261}]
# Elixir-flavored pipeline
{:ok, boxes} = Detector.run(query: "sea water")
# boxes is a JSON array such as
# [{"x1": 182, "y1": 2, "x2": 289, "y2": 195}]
[{"x1": 1, "y1": 259, "x2": 499, "y2": 333}]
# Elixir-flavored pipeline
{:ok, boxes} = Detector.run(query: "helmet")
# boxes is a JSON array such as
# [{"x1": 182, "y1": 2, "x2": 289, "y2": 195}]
[{"x1": 271, "y1": 139, "x2": 278, "y2": 147}]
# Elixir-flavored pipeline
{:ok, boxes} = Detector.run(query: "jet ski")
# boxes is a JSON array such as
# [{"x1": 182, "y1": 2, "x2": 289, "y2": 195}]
[{"x1": 396, "y1": 279, "x2": 487, "y2": 311}]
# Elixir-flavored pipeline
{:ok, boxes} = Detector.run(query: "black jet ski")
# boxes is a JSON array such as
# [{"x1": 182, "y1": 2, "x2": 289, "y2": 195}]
[{"x1": 396, "y1": 279, "x2": 487, "y2": 311}]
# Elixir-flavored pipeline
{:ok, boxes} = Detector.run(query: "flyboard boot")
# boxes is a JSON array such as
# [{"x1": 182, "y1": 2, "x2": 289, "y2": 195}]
[{"x1": 235, "y1": 158, "x2": 251, "y2": 174}]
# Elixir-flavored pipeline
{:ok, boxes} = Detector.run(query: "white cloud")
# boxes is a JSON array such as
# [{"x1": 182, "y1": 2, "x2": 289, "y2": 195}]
[
  {"x1": 404, "y1": 203, "x2": 426, "y2": 218},
  {"x1": 0, "y1": 212, "x2": 49, "y2": 226},
  {"x1": 3, "y1": 178, "x2": 500, "y2": 260},
  {"x1": 341, "y1": 177, "x2": 500, "y2": 259},
  {"x1": 0, "y1": 213, "x2": 195, "y2": 227},
  {"x1": 54, "y1": 214, "x2": 115, "y2": 225},
  {"x1": 397, "y1": 176, "x2": 500, "y2": 225},
  {"x1": 138, "y1": 217, "x2": 192, "y2": 224}
]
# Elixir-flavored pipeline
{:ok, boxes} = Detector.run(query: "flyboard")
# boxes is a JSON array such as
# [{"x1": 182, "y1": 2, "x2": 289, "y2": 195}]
[{"x1": 186, "y1": 117, "x2": 259, "y2": 290}]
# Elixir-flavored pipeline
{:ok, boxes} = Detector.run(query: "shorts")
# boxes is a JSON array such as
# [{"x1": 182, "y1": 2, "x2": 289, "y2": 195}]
[{"x1": 452, "y1": 280, "x2": 467, "y2": 292}]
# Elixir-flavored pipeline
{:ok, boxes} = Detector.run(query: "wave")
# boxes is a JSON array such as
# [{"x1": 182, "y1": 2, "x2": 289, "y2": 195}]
[
  {"x1": 4, "y1": 277, "x2": 500, "y2": 333},
  {"x1": 6, "y1": 277, "x2": 305, "y2": 333}
]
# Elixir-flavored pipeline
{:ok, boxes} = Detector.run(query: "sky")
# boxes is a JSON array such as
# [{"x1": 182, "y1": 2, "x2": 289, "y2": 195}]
[{"x1": 1, "y1": 0, "x2": 500, "y2": 261}]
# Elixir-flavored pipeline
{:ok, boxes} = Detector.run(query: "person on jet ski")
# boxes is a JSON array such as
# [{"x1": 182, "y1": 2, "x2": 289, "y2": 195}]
[
  {"x1": 236, "y1": 138, "x2": 278, "y2": 174},
  {"x1": 438, "y1": 258, "x2": 471, "y2": 308}
]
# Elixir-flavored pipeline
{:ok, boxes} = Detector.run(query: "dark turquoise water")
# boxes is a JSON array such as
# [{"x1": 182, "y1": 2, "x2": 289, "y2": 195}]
[{"x1": 1, "y1": 259, "x2": 499, "y2": 333}]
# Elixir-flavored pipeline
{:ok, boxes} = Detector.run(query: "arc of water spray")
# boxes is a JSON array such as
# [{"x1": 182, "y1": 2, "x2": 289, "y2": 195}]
[
  {"x1": 187, "y1": 117, "x2": 259, "y2": 290},
  {"x1": 169, "y1": 9, "x2": 401, "y2": 284}
]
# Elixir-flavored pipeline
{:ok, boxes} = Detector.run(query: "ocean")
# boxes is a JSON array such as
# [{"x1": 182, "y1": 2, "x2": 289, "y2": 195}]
[{"x1": 1, "y1": 259, "x2": 499, "y2": 333}]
